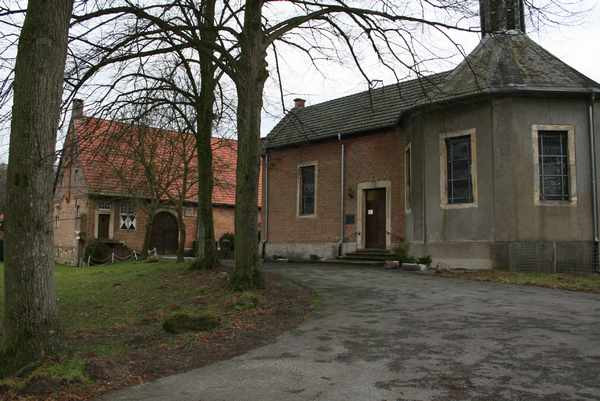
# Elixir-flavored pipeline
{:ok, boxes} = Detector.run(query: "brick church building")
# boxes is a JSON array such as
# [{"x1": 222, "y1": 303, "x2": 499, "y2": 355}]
[{"x1": 261, "y1": 0, "x2": 600, "y2": 272}]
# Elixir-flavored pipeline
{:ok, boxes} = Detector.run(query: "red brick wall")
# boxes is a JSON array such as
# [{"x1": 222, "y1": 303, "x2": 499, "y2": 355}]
[
  {"x1": 84, "y1": 200, "x2": 235, "y2": 252},
  {"x1": 264, "y1": 128, "x2": 406, "y2": 247}
]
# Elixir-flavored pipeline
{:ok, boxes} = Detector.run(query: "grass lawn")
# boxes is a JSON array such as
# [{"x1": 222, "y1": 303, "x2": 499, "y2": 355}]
[
  {"x1": 0, "y1": 261, "x2": 313, "y2": 401},
  {"x1": 437, "y1": 269, "x2": 600, "y2": 293}
]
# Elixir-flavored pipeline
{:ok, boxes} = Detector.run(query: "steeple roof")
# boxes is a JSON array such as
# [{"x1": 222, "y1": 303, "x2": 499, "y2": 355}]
[{"x1": 430, "y1": 32, "x2": 600, "y2": 103}]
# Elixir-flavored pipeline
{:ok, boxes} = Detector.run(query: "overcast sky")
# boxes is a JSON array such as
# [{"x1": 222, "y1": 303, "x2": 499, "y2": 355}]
[
  {"x1": 260, "y1": 0, "x2": 600, "y2": 135},
  {"x1": 0, "y1": 1, "x2": 599, "y2": 163}
]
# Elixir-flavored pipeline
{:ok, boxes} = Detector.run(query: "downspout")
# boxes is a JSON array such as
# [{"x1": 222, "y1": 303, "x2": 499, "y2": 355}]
[
  {"x1": 262, "y1": 152, "x2": 269, "y2": 259},
  {"x1": 338, "y1": 133, "x2": 345, "y2": 257},
  {"x1": 588, "y1": 93, "x2": 599, "y2": 272}
]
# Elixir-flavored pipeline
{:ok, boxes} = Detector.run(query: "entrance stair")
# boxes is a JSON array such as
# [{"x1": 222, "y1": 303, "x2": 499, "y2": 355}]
[{"x1": 335, "y1": 249, "x2": 398, "y2": 264}]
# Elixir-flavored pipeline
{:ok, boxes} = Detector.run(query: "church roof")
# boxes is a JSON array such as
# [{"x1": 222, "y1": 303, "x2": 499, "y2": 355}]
[{"x1": 266, "y1": 32, "x2": 599, "y2": 149}]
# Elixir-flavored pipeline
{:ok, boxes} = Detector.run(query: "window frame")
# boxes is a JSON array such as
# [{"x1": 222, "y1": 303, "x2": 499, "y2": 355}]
[
  {"x1": 297, "y1": 161, "x2": 318, "y2": 218},
  {"x1": 404, "y1": 142, "x2": 412, "y2": 213},
  {"x1": 97, "y1": 200, "x2": 112, "y2": 211},
  {"x1": 440, "y1": 129, "x2": 478, "y2": 209},
  {"x1": 532, "y1": 124, "x2": 577, "y2": 207},
  {"x1": 119, "y1": 201, "x2": 136, "y2": 231},
  {"x1": 184, "y1": 207, "x2": 197, "y2": 217}
]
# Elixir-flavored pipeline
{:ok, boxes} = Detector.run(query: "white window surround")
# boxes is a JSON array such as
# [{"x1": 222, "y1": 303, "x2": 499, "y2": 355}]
[
  {"x1": 296, "y1": 161, "x2": 318, "y2": 218},
  {"x1": 439, "y1": 129, "x2": 478, "y2": 209},
  {"x1": 404, "y1": 142, "x2": 412, "y2": 214},
  {"x1": 355, "y1": 180, "x2": 392, "y2": 250},
  {"x1": 184, "y1": 207, "x2": 197, "y2": 217},
  {"x1": 94, "y1": 211, "x2": 114, "y2": 239},
  {"x1": 532, "y1": 124, "x2": 577, "y2": 207}
]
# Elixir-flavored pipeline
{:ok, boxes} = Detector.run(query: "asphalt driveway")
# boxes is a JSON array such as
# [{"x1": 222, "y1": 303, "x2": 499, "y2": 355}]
[{"x1": 103, "y1": 263, "x2": 600, "y2": 401}]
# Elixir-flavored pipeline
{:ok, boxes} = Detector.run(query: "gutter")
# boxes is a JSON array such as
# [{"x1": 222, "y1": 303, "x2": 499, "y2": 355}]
[
  {"x1": 262, "y1": 152, "x2": 269, "y2": 258},
  {"x1": 589, "y1": 93, "x2": 599, "y2": 272},
  {"x1": 338, "y1": 133, "x2": 345, "y2": 257}
]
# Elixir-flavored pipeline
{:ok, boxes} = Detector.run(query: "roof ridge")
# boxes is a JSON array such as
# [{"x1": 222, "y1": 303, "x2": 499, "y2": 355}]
[
  {"x1": 284, "y1": 71, "x2": 452, "y2": 112},
  {"x1": 76, "y1": 116, "x2": 238, "y2": 143}
]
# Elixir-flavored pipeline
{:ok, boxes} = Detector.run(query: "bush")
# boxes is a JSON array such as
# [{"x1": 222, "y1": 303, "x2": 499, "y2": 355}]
[
  {"x1": 218, "y1": 232, "x2": 235, "y2": 259},
  {"x1": 84, "y1": 241, "x2": 112, "y2": 264},
  {"x1": 402, "y1": 256, "x2": 417, "y2": 264},
  {"x1": 394, "y1": 241, "x2": 410, "y2": 260},
  {"x1": 417, "y1": 255, "x2": 433, "y2": 266},
  {"x1": 219, "y1": 232, "x2": 234, "y2": 251},
  {"x1": 162, "y1": 312, "x2": 220, "y2": 334}
]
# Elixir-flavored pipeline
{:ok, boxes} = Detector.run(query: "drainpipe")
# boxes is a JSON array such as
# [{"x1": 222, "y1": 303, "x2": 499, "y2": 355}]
[
  {"x1": 338, "y1": 133, "x2": 345, "y2": 257},
  {"x1": 262, "y1": 152, "x2": 269, "y2": 259},
  {"x1": 588, "y1": 93, "x2": 599, "y2": 272}
]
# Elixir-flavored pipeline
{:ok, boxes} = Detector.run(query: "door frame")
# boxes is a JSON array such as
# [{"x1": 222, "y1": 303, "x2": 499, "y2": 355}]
[
  {"x1": 95, "y1": 211, "x2": 114, "y2": 240},
  {"x1": 356, "y1": 180, "x2": 391, "y2": 249},
  {"x1": 151, "y1": 208, "x2": 180, "y2": 254}
]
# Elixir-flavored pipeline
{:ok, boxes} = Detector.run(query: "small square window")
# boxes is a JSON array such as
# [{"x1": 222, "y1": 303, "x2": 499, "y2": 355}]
[
  {"x1": 97, "y1": 200, "x2": 112, "y2": 210},
  {"x1": 184, "y1": 207, "x2": 197, "y2": 217}
]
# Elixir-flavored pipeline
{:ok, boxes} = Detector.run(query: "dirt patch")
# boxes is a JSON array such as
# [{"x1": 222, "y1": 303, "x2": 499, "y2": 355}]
[{"x1": 1, "y1": 269, "x2": 314, "y2": 401}]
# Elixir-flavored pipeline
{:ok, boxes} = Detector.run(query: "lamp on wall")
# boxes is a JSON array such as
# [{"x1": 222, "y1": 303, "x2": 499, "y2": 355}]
[{"x1": 347, "y1": 187, "x2": 355, "y2": 199}]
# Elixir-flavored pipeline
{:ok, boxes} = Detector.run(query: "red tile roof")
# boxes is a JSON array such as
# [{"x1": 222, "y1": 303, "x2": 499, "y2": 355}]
[{"x1": 70, "y1": 117, "x2": 244, "y2": 206}]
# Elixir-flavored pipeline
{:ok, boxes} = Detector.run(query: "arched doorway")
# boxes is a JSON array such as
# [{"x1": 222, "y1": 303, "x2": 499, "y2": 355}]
[{"x1": 150, "y1": 211, "x2": 179, "y2": 255}]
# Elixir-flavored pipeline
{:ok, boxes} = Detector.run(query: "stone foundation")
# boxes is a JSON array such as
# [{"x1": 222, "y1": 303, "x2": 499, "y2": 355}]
[
  {"x1": 265, "y1": 242, "x2": 340, "y2": 260},
  {"x1": 55, "y1": 246, "x2": 78, "y2": 266}
]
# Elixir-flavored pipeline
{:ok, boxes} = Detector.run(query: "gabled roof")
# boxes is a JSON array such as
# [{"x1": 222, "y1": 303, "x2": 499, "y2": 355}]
[
  {"x1": 69, "y1": 117, "x2": 238, "y2": 206},
  {"x1": 430, "y1": 32, "x2": 600, "y2": 102},
  {"x1": 266, "y1": 32, "x2": 599, "y2": 149},
  {"x1": 265, "y1": 72, "x2": 449, "y2": 148}
]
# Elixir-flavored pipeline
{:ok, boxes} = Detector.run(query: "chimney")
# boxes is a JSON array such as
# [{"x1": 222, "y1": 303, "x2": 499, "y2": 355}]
[
  {"x1": 293, "y1": 98, "x2": 306, "y2": 109},
  {"x1": 72, "y1": 98, "x2": 84, "y2": 119},
  {"x1": 479, "y1": 0, "x2": 525, "y2": 37}
]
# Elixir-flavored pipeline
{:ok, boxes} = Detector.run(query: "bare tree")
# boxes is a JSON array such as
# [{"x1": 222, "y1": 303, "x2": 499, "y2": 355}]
[
  {"x1": 56, "y1": 0, "x2": 500, "y2": 290},
  {"x1": 0, "y1": 162, "x2": 6, "y2": 214},
  {"x1": 1, "y1": 0, "x2": 73, "y2": 376},
  {"x1": 4, "y1": 0, "x2": 579, "y2": 292}
]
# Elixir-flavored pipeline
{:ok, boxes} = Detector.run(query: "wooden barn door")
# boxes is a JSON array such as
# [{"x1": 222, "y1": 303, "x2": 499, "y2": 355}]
[
  {"x1": 364, "y1": 188, "x2": 386, "y2": 249},
  {"x1": 150, "y1": 211, "x2": 179, "y2": 255}
]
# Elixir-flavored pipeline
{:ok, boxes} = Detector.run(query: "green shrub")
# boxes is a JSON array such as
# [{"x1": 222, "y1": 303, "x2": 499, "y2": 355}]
[
  {"x1": 417, "y1": 255, "x2": 433, "y2": 266},
  {"x1": 402, "y1": 256, "x2": 417, "y2": 264},
  {"x1": 84, "y1": 240, "x2": 112, "y2": 264},
  {"x1": 218, "y1": 232, "x2": 235, "y2": 259},
  {"x1": 394, "y1": 241, "x2": 410, "y2": 260},
  {"x1": 162, "y1": 312, "x2": 220, "y2": 334}
]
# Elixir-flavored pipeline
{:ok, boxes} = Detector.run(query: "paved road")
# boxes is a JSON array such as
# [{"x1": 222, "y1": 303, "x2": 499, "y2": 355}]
[{"x1": 103, "y1": 263, "x2": 600, "y2": 401}]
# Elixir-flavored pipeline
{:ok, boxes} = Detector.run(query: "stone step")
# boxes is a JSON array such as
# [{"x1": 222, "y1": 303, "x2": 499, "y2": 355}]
[
  {"x1": 338, "y1": 253, "x2": 399, "y2": 261},
  {"x1": 321, "y1": 259, "x2": 384, "y2": 266},
  {"x1": 354, "y1": 248, "x2": 394, "y2": 254}
]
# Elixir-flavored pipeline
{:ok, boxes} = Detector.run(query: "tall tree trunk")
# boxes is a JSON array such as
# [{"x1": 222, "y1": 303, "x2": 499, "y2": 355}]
[
  {"x1": 142, "y1": 202, "x2": 158, "y2": 257},
  {"x1": 230, "y1": 0, "x2": 267, "y2": 290},
  {"x1": 192, "y1": 0, "x2": 218, "y2": 270},
  {"x1": 1, "y1": 0, "x2": 73, "y2": 376},
  {"x1": 193, "y1": 106, "x2": 217, "y2": 269},
  {"x1": 176, "y1": 205, "x2": 185, "y2": 263}
]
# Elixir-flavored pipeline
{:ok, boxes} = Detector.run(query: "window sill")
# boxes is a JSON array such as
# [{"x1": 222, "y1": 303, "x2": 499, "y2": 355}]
[
  {"x1": 297, "y1": 214, "x2": 317, "y2": 219},
  {"x1": 535, "y1": 199, "x2": 577, "y2": 207},
  {"x1": 440, "y1": 202, "x2": 478, "y2": 210}
]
